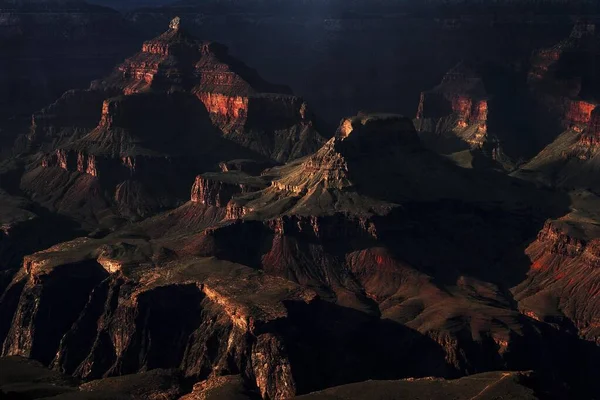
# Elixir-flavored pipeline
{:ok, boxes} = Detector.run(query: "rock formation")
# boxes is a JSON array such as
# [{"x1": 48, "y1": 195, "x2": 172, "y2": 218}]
[
  {"x1": 525, "y1": 20, "x2": 600, "y2": 141},
  {"x1": 514, "y1": 218, "x2": 600, "y2": 345},
  {"x1": 515, "y1": 21, "x2": 600, "y2": 192},
  {"x1": 508, "y1": 22, "x2": 600, "y2": 378},
  {"x1": 15, "y1": 18, "x2": 324, "y2": 225},
  {"x1": 1, "y1": 12, "x2": 600, "y2": 400},
  {"x1": 517, "y1": 92, "x2": 600, "y2": 193},
  {"x1": 414, "y1": 63, "x2": 491, "y2": 153},
  {"x1": 4, "y1": 113, "x2": 596, "y2": 399}
]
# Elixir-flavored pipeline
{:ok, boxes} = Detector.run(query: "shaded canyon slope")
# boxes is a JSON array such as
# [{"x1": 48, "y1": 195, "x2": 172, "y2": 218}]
[
  {"x1": 1, "y1": 109, "x2": 598, "y2": 398},
  {"x1": 1, "y1": 12, "x2": 600, "y2": 400},
  {"x1": 510, "y1": 22, "x2": 600, "y2": 350},
  {"x1": 9, "y1": 19, "x2": 324, "y2": 229},
  {"x1": 0, "y1": 0, "x2": 142, "y2": 156}
]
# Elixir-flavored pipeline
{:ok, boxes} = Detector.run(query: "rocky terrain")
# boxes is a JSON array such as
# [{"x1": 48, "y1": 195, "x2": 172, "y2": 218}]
[
  {"x1": 510, "y1": 18, "x2": 600, "y2": 364},
  {"x1": 516, "y1": 21, "x2": 600, "y2": 191},
  {"x1": 5, "y1": 19, "x2": 323, "y2": 230},
  {"x1": 414, "y1": 62, "x2": 492, "y2": 155},
  {"x1": 1, "y1": 4, "x2": 600, "y2": 400},
  {"x1": 125, "y1": 0, "x2": 576, "y2": 130}
]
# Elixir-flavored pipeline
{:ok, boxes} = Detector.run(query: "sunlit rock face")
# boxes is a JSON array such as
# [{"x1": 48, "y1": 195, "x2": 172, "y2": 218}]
[
  {"x1": 190, "y1": 174, "x2": 265, "y2": 207},
  {"x1": 528, "y1": 21, "x2": 600, "y2": 134},
  {"x1": 563, "y1": 99, "x2": 596, "y2": 131},
  {"x1": 516, "y1": 101, "x2": 600, "y2": 192},
  {"x1": 569, "y1": 106, "x2": 600, "y2": 159},
  {"x1": 414, "y1": 63, "x2": 491, "y2": 151},
  {"x1": 514, "y1": 220, "x2": 600, "y2": 345},
  {"x1": 18, "y1": 18, "x2": 325, "y2": 226},
  {"x1": 515, "y1": 20, "x2": 600, "y2": 189},
  {"x1": 105, "y1": 24, "x2": 321, "y2": 160},
  {"x1": 4, "y1": 108, "x2": 600, "y2": 399},
  {"x1": 31, "y1": 16, "x2": 324, "y2": 160}
]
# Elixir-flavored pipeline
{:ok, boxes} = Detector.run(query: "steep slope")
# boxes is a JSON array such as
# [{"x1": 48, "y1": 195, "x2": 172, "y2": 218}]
[
  {"x1": 502, "y1": 22, "x2": 600, "y2": 385},
  {"x1": 24, "y1": 17, "x2": 323, "y2": 162},
  {"x1": 0, "y1": 234, "x2": 450, "y2": 399},
  {"x1": 522, "y1": 20, "x2": 600, "y2": 162},
  {"x1": 528, "y1": 20, "x2": 599, "y2": 106},
  {"x1": 414, "y1": 63, "x2": 491, "y2": 154},
  {"x1": 227, "y1": 113, "x2": 530, "y2": 220},
  {"x1": 5, "y1": 114, "x2": 596, "y2": 398},
  {"x1": 511, "y1": 189, "x2": 600, "y2": 347},
  {"x1": 16, "y1": 18, "x2": 324, "y2": 226},
  {"x1": 514, "y1": 218, "x2": 600, "y2": 344},
  {"x1": 517, "y1": 105, "x2": 600, "y2": 191},
  {"x1": 514, "y1": 22, "x2": 600, "y2": 194}
]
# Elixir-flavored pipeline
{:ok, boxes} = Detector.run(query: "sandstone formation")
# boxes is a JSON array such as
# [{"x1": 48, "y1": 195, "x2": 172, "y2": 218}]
[
  {"x1": 3, "y1": 114, "x2": 597, "y2": 399},
  {"x1": 14, "y1": 18, "x2": 324, "y2": 226},
  {"x1": 414, "y1": 63, "x2": 493, "y2": 154},
  {"x1": 1, "y1": 9, "x2": 600, "y2": 400},
  {"x1": 506, "y1": 22, "x2": 600, "y2": 390},
  {"x1": 517, "y1": 105, "x2": 600, "y2": 192},
  {"x1": 516, "y1": 22, "x2": 600, "y2": 192},
  {"x1": 514, "y1": 210, "x2": 600, "y2": 345},
  {"x1": 26, "y1": 18, "x2": 323, "y2": 163}
]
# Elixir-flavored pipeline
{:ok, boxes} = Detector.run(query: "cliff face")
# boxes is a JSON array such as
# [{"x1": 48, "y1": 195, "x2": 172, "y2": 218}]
[
  {"x1": 24, "y1": 89, "x2": 117, "y2": 154},
  {"x1": 0, "y1": 246, "x2": 313, "y2": 399},
  {"x1": 568, "y1": 106, "x2": 600, "y2": 161},
  {"x1": 414, "y1": 63, "x2": 490, "y2": 152},
  {"x1": 15, "y1": 19, "x2": 324, "y2": 226},
  {"x1": 95, "y1": 24, "x2": 324, "y2": 163},
  {"x1": 563, "y1": 99, "x2": 597, "y2": 130},
  {"x1": 526, "y1": 21, "x2": 600, "y2": 141},
  {"x1": 0, "y1": 190, "x2": 78, "y2": 307},
  {"x1": 514, "y1": 219, "x2": 600, "y2": 345},
  {"x1": 515, "y1": 22, "x2": 600, "y2": 191},
  {"x1": 0, "y1": 232, "x2": 461, "y2": 398},
  {"x1": 190, "y1": 173, "x2": 266, "y2": 207},
  {"x1": 2, "y1": 113, "x2": 600, "y2": 398},
  {"x1": 26, "y1": 92, "x2": 227, "y2": 223},
  {"x1": 516, "y1": 101, "x2": 600, "y2": 192}
]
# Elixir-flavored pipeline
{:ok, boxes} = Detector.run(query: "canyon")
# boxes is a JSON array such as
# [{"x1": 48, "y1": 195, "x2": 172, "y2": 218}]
[{"x1": 1, "y1": 3, "x2": 600, "y2": 400}]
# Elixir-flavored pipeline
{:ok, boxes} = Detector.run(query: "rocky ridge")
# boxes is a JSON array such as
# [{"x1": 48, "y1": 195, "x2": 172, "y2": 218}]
[
  {"x1": 414, "y1": 63, "x2": 491, "y2": 152},
  {"x1": 1, "y1": 13, "x2": 600, "y2": 400},
  {"x1": 517, "y1": 22, "x2": 600, "y2": 192},
  {"x1": 15, "y1": 18, "x2": 324, "y2": 225}
]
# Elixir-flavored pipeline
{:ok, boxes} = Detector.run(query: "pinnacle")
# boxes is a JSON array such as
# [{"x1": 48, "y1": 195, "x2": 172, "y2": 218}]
[{"x1": 169, "y1": 16, "x2": 181, "y2": 31}]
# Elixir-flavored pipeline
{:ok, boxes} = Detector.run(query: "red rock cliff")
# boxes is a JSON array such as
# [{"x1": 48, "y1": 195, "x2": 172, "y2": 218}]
[
  {"x1": 190, "y1": 174, "x2": 265, "y2": 207},
  {"x1": 415, "y1": 63, "x2": 489, "y2": 148},
  {"x1": 514, "y1": 219, "x2": 600, "y2": 344}
]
